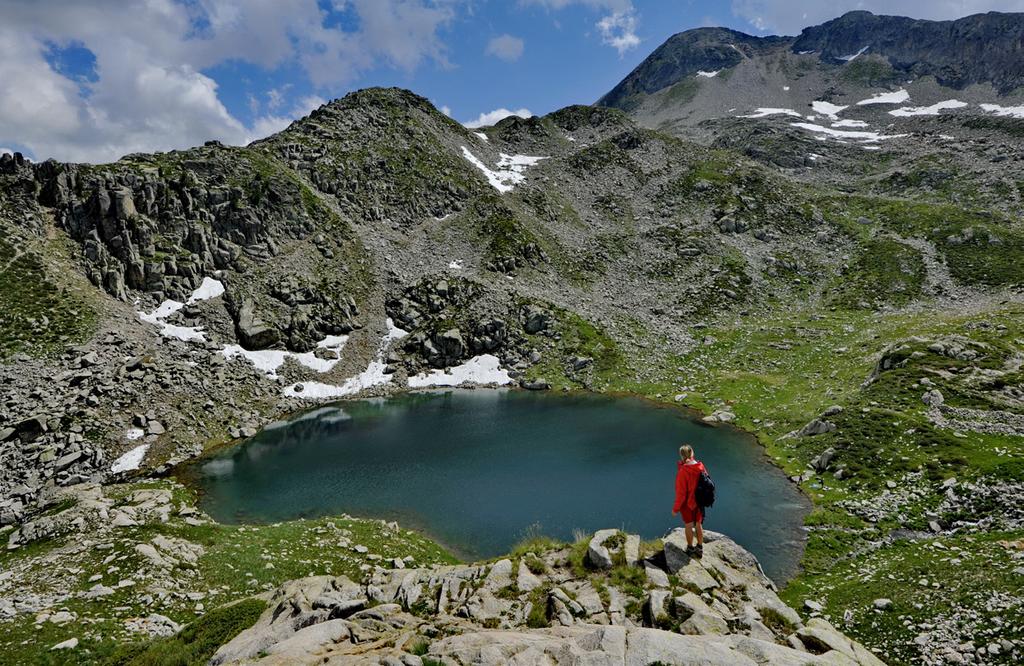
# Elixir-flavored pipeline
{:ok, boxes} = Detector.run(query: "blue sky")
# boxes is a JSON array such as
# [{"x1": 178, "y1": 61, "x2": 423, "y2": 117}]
[{"x1": 1, "y1": 0, "x2": 1020, "y2": 162}]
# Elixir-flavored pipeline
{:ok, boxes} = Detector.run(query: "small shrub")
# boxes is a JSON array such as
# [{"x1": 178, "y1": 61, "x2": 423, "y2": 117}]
[
  {"x1": 105, "y1": 598, "x2": 266, "y2": 666},
  {"x1": 759, "y1": 606, "x2": 795, "y2": 634}
]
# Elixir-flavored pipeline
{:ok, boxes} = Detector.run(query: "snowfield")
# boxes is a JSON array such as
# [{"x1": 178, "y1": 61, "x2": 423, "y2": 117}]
[
  {"x1": 889, "y1": 100, "x2": 967, "y2": 117},
  {"x1": 137, "y1": 277, "x2": 225, "y2": 342},
  {"x1": 811, "y1": 100, "x2": 847, "y2": 120},
  {"x1": 856, "y1": 89, "x2": 910, "y2": 105},
  {"x1": 407, "y1": 354, "x2": 512, "y2": 388},
  {"x1": 980, "y1": 103, "x2": 1024, "y2": 119},
  {"x1": 283, "y1": 319, "x2": 409, "y2": 399},
  {"x1": 461, "y1": 147, "x2": 546, "y2": 193},
  {"x1": 740, "y1": 108, "x2": 802, "y2": 119},
  {"x1": 111, "y1": 444, "x2": 150, "y2": 473}
]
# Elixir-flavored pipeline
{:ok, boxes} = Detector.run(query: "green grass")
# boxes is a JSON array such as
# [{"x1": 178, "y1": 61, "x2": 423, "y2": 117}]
[
  {"x1": 104, "y1": 599, "x2": 266, "y2": 666},
  {"x1": 0, "y1": 229, "x2": 99, "y2": 359},
  {"x1": 830, "y1": 238, "x2": 926, "y2": 309},
  {"x1": 0, "y1": 479, "x2": 458, "y2": 665}
]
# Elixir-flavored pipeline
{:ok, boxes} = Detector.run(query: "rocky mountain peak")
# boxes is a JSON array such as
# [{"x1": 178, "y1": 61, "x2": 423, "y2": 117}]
[
  {"x1": 597, "y1": 26, "x2": 786, "y2": 111},
  {"x1": 791, "y1": 10, "x2": 1024, "y2": 91}
]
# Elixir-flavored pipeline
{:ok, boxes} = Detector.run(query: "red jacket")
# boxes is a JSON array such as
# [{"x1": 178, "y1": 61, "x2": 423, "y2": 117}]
[{"x1": 673, "y1": 459, "x2": 706, "y2": 513}]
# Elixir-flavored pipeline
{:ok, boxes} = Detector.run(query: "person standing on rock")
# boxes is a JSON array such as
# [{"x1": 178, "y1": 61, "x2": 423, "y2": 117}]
[{"x1": 672, "y1": 444, "x2": 707, "y2": 558}]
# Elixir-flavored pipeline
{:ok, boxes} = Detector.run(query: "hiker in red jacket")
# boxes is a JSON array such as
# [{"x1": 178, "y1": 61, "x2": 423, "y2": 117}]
[{"x1": 672, "y1": 444, "x2": 706, "y2": 558}]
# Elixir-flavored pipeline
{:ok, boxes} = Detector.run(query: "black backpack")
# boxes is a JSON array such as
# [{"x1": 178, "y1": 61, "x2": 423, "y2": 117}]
[{"x1": 695, "y1": 469, "x2": 716, "y2": 511}]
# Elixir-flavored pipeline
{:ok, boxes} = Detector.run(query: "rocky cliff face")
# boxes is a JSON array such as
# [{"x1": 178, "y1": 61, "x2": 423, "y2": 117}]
[
  {"x1": 792, "y1": 11, "x2": 1024, "y2": 93},
  {"x1": 210, "y1": 529, "x2": 884, "y2": 665}
]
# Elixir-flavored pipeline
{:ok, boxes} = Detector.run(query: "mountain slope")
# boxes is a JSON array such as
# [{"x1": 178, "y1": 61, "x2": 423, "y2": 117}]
[{"x1": 0, "y1": 16, "x2": 1022, "y2": 663}]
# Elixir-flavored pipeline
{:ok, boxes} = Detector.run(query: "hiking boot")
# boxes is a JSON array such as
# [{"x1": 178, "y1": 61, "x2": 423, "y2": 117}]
[
  {"x1": 693, "y1": 544, "x2": 703, "y2": 559},
  {"x1": 685, "y1": 545, "x2": 696, "y2": 557}
]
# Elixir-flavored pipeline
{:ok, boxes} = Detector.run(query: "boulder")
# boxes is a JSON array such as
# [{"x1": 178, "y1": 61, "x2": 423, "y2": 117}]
[
  {"x1": 586, "y1": 529, "x2": 619, "y2": 569},
  {"x1": 811, "y1": 447, "x2": 837, "y2": 473},
  {"x1": 797, "y1": 618, "x2": 887, "y2": 666},
  {"x1": 522, "y1": 305, "x2": 553, "y2": 334},
  {"x1": 236, "y1": 299, "x2": 280, "y2": 350},
  {"x1": 798, "y1": 419, "x2": 836, "y2": 437},
  {"x1": 517, "y1": 561, "x2": 542, "y2": 592}
]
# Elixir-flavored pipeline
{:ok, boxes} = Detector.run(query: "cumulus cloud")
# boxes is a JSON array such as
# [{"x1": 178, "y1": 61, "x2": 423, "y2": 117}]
[
  {"x1": 0, "y1": 147, "x2": 14, "y2": 157},
  {"x1": 486, "y1": 34, "x2": 525, "y2": 61},
  {"x1": 0, "y1": 0, "x2": 456, "y2": 163},
  {"x1": 596, "y1": 10, "x2": 641, "y2": 55},
  {"x1": 730, "y1": 0, "x2": 1024, "y2": 35},
  {"x1": 463, "y1": 107, "x2": 533, "y2": 128}
]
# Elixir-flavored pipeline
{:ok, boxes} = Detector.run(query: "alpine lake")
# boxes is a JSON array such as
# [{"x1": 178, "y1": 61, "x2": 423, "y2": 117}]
[{"x1": 182, "y1": 389, "x2": 810, "y2": 582}]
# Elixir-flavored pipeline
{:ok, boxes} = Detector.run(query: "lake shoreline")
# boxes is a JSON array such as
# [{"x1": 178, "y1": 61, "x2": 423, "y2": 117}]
[{"x1": 178, "y1": 388, "x2": 812, "y2": 584}]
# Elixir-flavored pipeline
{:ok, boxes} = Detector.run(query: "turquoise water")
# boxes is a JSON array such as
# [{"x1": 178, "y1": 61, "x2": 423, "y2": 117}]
[{"x1": 186, "y1": 390, "x2": 810, "y2": 582}]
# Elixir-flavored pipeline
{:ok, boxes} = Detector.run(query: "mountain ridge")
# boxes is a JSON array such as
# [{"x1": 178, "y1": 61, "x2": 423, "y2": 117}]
[
  {"x1": 599, "y1": 10, "x2": 1024, "y2": 115},
  {"x1": 0, "y1": 11, "x2": 1023, "y2": 666}
]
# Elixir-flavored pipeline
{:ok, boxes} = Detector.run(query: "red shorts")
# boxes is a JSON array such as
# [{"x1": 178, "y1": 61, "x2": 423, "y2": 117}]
[{"x1": 680, "y1": 506, "x2": 703, "y2": 524}]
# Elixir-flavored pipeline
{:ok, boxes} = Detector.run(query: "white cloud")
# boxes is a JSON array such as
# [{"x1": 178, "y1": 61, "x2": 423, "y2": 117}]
[
  {"x1": 596, "y1": 10, "x2": 640, "y2": 55},
  {"x1": 0, "y1": 1, "x2": 457, "y2": 163},
  {"x1": 486, "y1": 34, "x2": 525, "y2": 61},
  {"x1": 523, "y1": 0, "x2": 639, "y2": 54},
  {"x1": 730, "y1": 1, "x2": 1024, "y2": 35},
  {"x1": 439, "y1": 104, "x2": 452, "y2": 116},
  {"x1": 0, "y1": 147, "x2": 14, "y2": 156},
  {"x1": 463, "y1": 107, "x2": 533, "y2": 128},
  {"x1": 525, "y1": 0, "x2": 633, "y2": 10}
]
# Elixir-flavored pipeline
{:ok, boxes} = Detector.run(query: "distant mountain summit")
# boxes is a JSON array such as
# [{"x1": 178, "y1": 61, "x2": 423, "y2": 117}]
[
  {"x1": 596, "y1": 27, "x2": 786, "y2": 111},
  {"x1": 793, "y1": 11, "x2": 1024, "y2": 92},
  {"x1": 598, "y1": 10, "x2": 1024, "y2": 119}
]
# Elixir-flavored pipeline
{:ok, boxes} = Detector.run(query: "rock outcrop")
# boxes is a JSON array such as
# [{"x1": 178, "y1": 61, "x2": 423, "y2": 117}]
[{"x1": 211, "y1": 529, "x2": 884, "y2": 665}]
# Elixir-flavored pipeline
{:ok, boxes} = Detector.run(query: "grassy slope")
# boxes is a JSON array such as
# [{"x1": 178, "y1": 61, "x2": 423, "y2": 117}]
[{"x1": 0, "y1": 481, "x2": 455, "y2": 665}]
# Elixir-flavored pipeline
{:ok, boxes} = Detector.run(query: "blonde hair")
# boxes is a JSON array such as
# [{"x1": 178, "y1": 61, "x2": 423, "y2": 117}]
[{"x1": 679, "y1": 444, "x2": 694, "y2": 461}]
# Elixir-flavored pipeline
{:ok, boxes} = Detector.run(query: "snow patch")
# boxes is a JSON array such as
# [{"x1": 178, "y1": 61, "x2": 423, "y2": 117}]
[
  {"x1": 696, "y1": 70, "x2": 719, "y2": 78},
  {"x1": 186, "y1": 277, "x2": 224, "y2": 304},
  {"x1": 474, "y1": 132, "x2": 488, "y2": 142},
  {"x1": 461, "y1": 147, "x2": 547, "y2": 193},
  {"x1": 448, "y1": 259, "x2": 464, "y2": 270},
  {"x1": 221, "y1": 334, "x2": 348, "y2": 378},
  {"x1": 980, "y1": 103, "x2": 1024, "y2": 119},
  {"x1": 137, "y1": 277, "x2": 226, "y2": 342},
  {"x1": 783, "y1": 86, "x2": 790, "y2": 91},
  {"x1": 408, "y1": 354, "x2": 512, "y2": 388},
  {"x1": 889, "y1": 100, "x2": 967, "y2": 117},
  {"x1": 111, "y1": 444, "x2": 149, "y2": 473},
  {"x1": 856, "y1": 89, "x2": 909, "y2": 106},
  {"x1": 283, "y1": 319, "x2": 408, "y2": 399},
  {"x1": 811, "y1": 101, "x2": 847, "y2": 120},
  {"x1": 831, "y1": 119, "x2": 869, "y2": 128},
  {"x1": 125, "y1": 428, "x2": 145, "y2": 441},
  {"x1": 790, "y1": 122, "x2": 907, "y2": 142},
  {"x1": 839, "y1": 45, "x2": 869, "y2": 62},
  {"x1": 740, "y1": 108, "x2": 802, "y2": 119}
]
